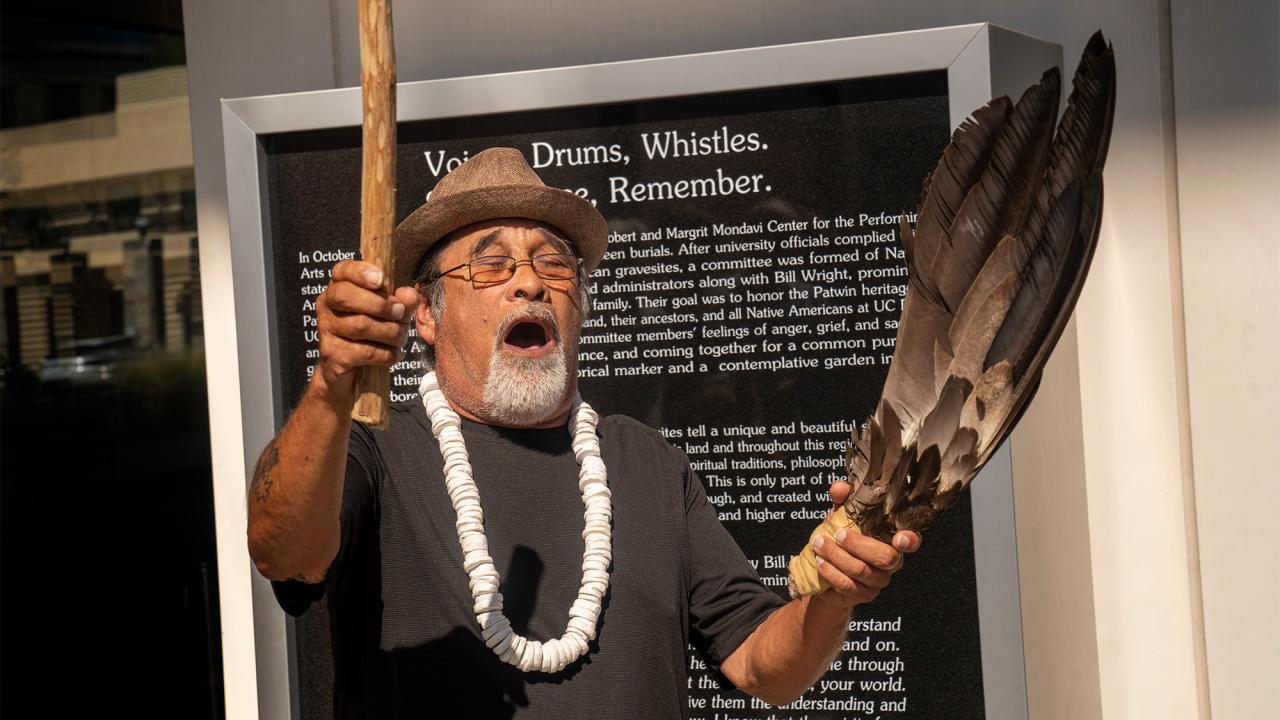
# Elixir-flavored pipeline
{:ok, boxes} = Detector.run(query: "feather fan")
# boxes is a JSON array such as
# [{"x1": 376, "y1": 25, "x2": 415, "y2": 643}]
[{"x1": 788, "y1": 32, "x2": 1116, "y2": 597}]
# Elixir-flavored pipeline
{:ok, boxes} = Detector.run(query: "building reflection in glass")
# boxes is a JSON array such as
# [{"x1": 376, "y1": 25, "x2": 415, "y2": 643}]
[
  {"x1": 1, "y1": 58, "x2": 223, "y2": 717},
  {"x1": 2, "y1": 67, "x2": 201, "y2": 382}
]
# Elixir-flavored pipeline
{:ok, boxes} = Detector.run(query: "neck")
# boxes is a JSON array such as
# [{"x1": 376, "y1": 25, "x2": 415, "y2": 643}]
[{"x1": 448, "y1": 397, "x2": 572, "y2": 429}]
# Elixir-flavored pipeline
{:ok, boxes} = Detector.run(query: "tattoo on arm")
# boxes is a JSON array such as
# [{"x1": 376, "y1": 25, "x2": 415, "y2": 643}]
[{"x1": 250, "y1": 439, "x2": 281, "y2": 504}]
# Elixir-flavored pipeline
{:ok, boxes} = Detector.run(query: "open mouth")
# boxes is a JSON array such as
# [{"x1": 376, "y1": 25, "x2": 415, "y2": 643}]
[{"x1": 503, "y1": 320, "x2": 552, "y2": 353}]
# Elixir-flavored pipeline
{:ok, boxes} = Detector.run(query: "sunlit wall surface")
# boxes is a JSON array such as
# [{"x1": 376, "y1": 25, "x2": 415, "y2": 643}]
[{"x1": 0, "y1": 4, "x2": 223, "y2": 717}]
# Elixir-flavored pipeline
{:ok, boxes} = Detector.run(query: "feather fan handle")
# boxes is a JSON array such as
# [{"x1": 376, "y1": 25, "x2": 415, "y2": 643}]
[{"x1": 787, "y1": 32, "x2": 1116, "y2": 598}]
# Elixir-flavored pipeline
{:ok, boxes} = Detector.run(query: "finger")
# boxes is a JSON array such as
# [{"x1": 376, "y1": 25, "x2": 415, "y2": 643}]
[
  {"x1": 331, "y1": 259, "x2": 386, "y2": 290},
  {"x1": 816, "y1": 553, "x2": 878, "y2": 606},
  {"x1": 325, "y1": 311, "x2": 409, "y2": 347},
  {"x1": 827, "y1": 480, "x2": 851, "y2": 510},
  {"x1": 324, "y1": 281, "x2": 404, "y2": 320},
  {"x1": 886, "y1": 549, "x2": 904, "y2": 573},
  {"x1": 814, "y1": 535, "x2": 892, "y2": 590},
  {"x1": 834, "y1": 528, "x2": 901, "y2": 572},
  {"x1": 892, "y1": 530, "x2": 922, "y2": 554},
  {"x1": 319, "y1": 336, "x2": 405, "y2": 373}
]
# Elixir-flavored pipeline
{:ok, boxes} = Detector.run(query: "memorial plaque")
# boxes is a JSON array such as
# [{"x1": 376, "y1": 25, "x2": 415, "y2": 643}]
[{"x1": 263, "y1": 71, "x2": 986, "y2": 719}]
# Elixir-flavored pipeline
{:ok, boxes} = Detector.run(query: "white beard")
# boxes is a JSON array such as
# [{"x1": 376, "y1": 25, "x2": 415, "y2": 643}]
[{"x1": 482, "y1": 307, "x2": 570, "y2": 426}]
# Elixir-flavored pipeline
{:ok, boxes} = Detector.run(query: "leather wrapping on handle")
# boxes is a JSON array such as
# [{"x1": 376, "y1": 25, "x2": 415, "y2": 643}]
[{"x1": 786, "y1": 504, "x2": 860, "y2": 598}]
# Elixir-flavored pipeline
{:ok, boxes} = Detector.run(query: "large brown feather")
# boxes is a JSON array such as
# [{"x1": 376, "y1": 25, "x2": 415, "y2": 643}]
[{"x1": 841, "y1": 32, "x2": 1116, "y2": 542}]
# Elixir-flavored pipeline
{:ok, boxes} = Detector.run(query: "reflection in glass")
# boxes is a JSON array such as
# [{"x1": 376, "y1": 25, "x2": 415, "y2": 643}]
[{"x1": 1, "y1": 8, "x2": 223, "y2": 715}]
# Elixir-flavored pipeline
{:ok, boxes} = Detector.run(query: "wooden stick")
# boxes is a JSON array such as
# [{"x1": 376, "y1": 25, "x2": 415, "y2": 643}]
[{"x1": 352, "y1": 0, "x2": 396, "y2": 430}]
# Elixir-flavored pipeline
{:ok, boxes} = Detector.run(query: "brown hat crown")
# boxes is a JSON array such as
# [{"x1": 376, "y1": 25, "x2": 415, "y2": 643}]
[
  {"x1": 393, "y1": 147, "x2": 609, "y2": 287},
  {"x1": 431, "y1": 148, "x2": 543, "y2": 198}
]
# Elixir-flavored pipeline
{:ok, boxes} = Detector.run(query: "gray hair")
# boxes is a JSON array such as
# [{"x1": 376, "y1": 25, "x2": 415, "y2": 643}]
[{"x1": 413, "y1": 228, "x2": 593, "y2": 371}]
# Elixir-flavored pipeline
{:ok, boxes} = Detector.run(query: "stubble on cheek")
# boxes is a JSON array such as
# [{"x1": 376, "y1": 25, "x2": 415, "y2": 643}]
[
  {"x1": 560, "y1": 328, "x2": 582, "y2": 375},
  {"x1": 431, "y1": 306, "x2": 495, "y2": 414}
]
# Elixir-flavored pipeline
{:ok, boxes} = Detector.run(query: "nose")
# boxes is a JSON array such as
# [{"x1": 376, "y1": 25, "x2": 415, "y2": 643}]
[{"x1": 506, "y1": 258, "x2": 549, "y2": 302}]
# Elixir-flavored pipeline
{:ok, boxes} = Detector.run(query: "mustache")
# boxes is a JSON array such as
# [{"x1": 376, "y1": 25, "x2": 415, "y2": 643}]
[{"x1": 493, "y1": 304, "x2": 562, "y2": 349}]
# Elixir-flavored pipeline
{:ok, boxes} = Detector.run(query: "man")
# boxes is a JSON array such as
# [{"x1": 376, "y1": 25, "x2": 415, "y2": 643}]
[{"x1": 248, "y1": 148, "x2": 920, "y2": 718}]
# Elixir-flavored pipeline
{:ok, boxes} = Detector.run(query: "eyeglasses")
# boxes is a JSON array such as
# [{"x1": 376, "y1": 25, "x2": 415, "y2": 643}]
[{"x1": 431, "y1": 253, "x2": 582, "y2": 284}]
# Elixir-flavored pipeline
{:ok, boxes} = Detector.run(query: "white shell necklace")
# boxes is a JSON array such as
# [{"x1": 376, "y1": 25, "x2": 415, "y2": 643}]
[{"x1": 418, "y1": 371, "x2": 611, "y2": 673}]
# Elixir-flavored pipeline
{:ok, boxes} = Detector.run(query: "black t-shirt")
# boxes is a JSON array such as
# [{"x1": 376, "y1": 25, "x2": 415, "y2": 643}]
[{"x1": 271, "y1": 401, "x2": 786, "y2": 719}]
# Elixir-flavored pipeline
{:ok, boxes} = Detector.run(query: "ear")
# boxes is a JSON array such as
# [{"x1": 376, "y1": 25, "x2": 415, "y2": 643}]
[{"x1": 416, "y1": 292, "x2": 437, "y2": 346}]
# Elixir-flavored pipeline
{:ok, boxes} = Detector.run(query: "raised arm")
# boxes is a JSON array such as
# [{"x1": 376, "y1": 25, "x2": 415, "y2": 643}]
[{"x1": 246, "y1": 259, "x2": 418, "y2": 583}]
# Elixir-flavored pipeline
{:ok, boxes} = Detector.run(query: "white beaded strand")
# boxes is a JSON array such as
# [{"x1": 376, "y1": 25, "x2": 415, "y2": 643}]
[{"x1": 419, "y1": 371, "x2": 610, "y2": 673}]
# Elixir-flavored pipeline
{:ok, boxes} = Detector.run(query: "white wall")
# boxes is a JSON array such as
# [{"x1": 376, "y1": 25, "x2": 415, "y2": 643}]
[
  {"x1": 181, "y1": 4, "x2": 339, "y2": 718},
  {"x1": 185, "y1": 1, "x2": 1278, "y2": 717},
  {"x1": 1170, "y1": 1, "x2": 1280, "y2": 718}
]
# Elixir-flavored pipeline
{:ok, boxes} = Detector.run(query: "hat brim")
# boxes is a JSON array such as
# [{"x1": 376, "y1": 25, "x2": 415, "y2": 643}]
[{"x1": 393, "y1": 183, "x2": 608, "y2": 288}]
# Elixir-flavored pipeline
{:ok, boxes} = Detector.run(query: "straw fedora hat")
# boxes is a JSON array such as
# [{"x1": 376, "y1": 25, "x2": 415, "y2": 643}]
[{"x1": 393, "y1": 147, "x2": 609, "y2": 287}]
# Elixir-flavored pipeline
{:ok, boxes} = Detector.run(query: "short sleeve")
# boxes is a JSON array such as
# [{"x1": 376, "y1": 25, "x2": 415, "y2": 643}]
[
  {"x1": 684, "y1": 462, "x2": 787, "y2": 668},
  {"x1": 270, "y1": 421, "x2": 380, "y2": 616}
]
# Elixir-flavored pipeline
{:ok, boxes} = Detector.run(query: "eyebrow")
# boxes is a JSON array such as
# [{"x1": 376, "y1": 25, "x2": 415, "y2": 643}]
[
  {"x1": 468, "y1": 229, "x2": 504, "y2": 258},
  {"x1": 469, "y1": 226, "x2": 576, "y2": 258},
  {"x1": 532, "y1": 226, "x2": 576, "y2": 255}
]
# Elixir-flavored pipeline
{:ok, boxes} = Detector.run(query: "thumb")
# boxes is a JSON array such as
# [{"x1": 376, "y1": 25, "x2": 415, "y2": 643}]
[
  {"x1": 394, "y1": 286, "x2": 421, "y2": 314},
  {"x1": 827, "y1": 480, "x2": 851, "y2": 516}
]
